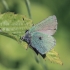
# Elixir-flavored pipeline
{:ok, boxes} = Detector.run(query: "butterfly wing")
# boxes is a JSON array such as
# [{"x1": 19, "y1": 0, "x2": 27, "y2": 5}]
[
  {"x1": 29, "y1": 15, "x2": 57, "y2": 35},
  {"x1": 30, "y1": 32, "x2": 56, "y2": 54}
]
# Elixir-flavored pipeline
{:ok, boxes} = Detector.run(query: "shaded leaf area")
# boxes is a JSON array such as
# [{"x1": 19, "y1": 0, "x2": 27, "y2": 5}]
[{"x1": 0, "y1": 12, "x2": 32, "y2": 40}]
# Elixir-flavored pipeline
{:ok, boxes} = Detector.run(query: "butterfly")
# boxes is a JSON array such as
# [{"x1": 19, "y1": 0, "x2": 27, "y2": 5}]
[{"x1": 21, "y1": 15, "x2": 58, "y2": 58}]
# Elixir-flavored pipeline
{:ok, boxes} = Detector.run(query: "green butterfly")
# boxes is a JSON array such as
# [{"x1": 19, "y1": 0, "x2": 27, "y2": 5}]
[{"x1": 21, "y1": 15, "x2": 58, "y2": 58}]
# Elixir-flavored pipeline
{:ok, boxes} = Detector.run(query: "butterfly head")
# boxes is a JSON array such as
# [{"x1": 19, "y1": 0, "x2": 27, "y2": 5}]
[{"x1": 21, "y1": 30, "x2": 31, "y2": 44}]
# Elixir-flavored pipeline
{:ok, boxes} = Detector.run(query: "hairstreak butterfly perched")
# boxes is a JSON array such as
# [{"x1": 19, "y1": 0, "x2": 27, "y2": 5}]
[{"x1": 21, "y1": 15, "x2": 58, "y2": 58}]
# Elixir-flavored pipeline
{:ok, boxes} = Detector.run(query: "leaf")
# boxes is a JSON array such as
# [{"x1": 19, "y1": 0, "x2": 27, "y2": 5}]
[
  {"x1": 0, "y1": 12, "x2": 32, "y2": 40},
  {"x1": 0, "y1": 32, "x2": 18, "y2": 41},
  {"x1": 46, "y1": 49, "x2": 63, "y2": 65}
]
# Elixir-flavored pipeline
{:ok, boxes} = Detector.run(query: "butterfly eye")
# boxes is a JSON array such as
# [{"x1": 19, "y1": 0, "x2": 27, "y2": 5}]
[{"x1": 39, "y1": 37, "x2": 42, "y2": 40}]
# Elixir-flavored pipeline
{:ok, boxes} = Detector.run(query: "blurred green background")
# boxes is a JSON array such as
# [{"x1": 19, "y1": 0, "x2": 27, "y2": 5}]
[{"x1": 0, "y1": 0, "x2": 70, "y2": 70}]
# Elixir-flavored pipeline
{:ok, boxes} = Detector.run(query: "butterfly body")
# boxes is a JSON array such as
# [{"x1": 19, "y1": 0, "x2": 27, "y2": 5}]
[{"x1": 21, "y1": 15, "x2": 57, "y2": 56}]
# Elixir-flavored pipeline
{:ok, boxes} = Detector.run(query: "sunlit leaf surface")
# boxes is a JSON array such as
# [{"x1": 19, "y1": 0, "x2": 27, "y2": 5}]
[
  {"x1": 0, "y1": 12, "x2": 32, "y2": 40},
  {"x1": 46, "y1": 49, "x2": 63, "y2": 65}
]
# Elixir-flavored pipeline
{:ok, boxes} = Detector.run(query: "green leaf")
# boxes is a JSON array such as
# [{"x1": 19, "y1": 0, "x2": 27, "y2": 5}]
[
  {"x1": 46, "y1": 49, "x2": 63, "y2": 65},
  {"x1": 0, "y1": 12, "x2": 32, "y2": 40},
  {"x1": 0, "y1": 32, "x2": 18, "y2": 41}
]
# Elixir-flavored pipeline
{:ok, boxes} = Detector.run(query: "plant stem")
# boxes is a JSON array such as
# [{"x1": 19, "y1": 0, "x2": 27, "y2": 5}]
[
  {"x1": 1, "y1": 0, "x2": 9, "y2": 11},
  {"x1": 25, "y1": 0, "x2": 32, "y2": 19}
]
